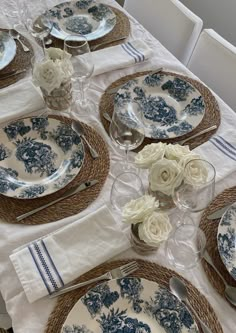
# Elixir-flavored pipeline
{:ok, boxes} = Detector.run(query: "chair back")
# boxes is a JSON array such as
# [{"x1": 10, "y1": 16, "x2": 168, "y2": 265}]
[
  {"x1": 124, "y1": 0, "x2": 203, "y2": 65},
  {"x1": 188, "y1": 29, "x2": 236, "y2": 111}
]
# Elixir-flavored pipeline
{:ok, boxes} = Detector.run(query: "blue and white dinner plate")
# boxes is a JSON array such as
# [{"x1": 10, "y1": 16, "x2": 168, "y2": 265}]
[
  {"x1": 47, "y1": 0, "x2": 116, "y2": 41},
  {"x1": 0, "y1": 31, "x2": 16, "y2": 71},
  {"x1": 0, "y1": 117, "x2": 84, "y2": 199},
  {"x1": 62, "y1": 277, "x2": 199, "y2": 333},
  {"x1": 114, "y1": 72, "x2": 205, "y2": 139},
  {"x1": 217, "y1": 203, "x2": 236, "y2": 280}
]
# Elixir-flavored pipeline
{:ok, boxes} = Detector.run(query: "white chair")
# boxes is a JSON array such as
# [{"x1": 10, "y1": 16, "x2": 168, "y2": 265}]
[
  {"x1": 188, "y1": 29, "x2": 236, "y2": 112},
  {"x1": 123, "y1": 0, "x2": 203, "y2": 65}
]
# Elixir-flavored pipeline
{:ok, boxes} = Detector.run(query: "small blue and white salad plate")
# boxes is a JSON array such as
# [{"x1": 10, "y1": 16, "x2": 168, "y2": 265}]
[
  {"x1": 47, "y1": 0, "x2": 116, "y2": 41},
  {"x1": 0, "y1": 117, "x2": 84, "y2": 199},
  {"x1": 114, "y1": 72, "x2": 205, "y2": 139},
  {"x1": 62, "y1": 277, "x2": 199, "y2": 333},
  {"x1": 217, "y1": 203, "x2": 236, "y2": 280},
  {"x1": 0, "y1": 31, "x2": 17, "y2": 71}
]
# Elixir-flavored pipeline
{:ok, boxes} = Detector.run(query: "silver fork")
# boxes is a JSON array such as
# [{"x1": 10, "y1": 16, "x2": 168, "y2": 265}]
[
  {"x1": 176, "y1": 125, "x2": 217, "y2": 145},
  {"x1": 49, "y1": 261, "x2": 139, "y2": 298}
]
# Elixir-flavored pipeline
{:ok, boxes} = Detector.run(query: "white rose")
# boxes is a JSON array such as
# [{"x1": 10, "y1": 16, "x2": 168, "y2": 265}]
[
  {"x1": 138, "y1": 211, "x2": 172, "y2": 247},
  {"x1": 46, "y1": 47, "x2": 69, "y2": 61},
  {"x1": 135, "y1": 142, "x2": 166, "y2": 169},
  {"x1": 149, "y1": 158, "x2": 182, "y2": 196},
  {"x1": 122, "y1": 195, "x2": 159, "y2": 224},
  {"x1": 56, "y1": 58, "x2": 74, "y2": 81},
  {"x1": 179, "y1": 152, "x2": 201, "y2": 169},
  {"x1": 184, "y1": 158, "x2": 209, "y2": 185},
  {"x1": 33, "y1": 60, "x2": 63, "y2": 94},
  {"x1": 165, "y1": 143, "x2": 190, "y2": 162}
]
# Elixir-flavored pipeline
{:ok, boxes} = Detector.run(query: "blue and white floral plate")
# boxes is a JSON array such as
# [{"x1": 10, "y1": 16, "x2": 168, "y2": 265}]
[
  {"x1": 0, "y1": 117, "x2": 84, "y2": 199},
  {"x1": 217, "y1": 203, "x2": 236, "y2": 280},
  {"x1": 62, "y1": 277, "x2": 199, "y2": 333},
  {"x1": 0, "y1": 31, "x2": 16, "y2": 71},
  {"x1": 47, "y1": 0, "x2": 116, "y2": 41},
  {"x1": 114, "y1": 72, "x2": 205, "y2": 139}
]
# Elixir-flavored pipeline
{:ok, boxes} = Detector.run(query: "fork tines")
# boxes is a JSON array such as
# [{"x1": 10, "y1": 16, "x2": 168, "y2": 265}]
[{"x1": 121, "y1": 261, "x2": 139, "y2": 274}]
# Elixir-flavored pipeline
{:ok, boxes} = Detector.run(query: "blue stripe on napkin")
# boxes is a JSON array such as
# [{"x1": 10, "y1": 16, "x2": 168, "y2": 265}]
[
  {"x1": 127, "y1": 42, "x2": 145, "y2": 62},
  {"x1": 28, "y1": 240, "x2": 64, "y2": 294},
  {"x1": 210, "y1": 136, "x2": 236, "y2": 161},
  {"x1": 121, "y1": 43, "x2": 139, "y2": 62}
]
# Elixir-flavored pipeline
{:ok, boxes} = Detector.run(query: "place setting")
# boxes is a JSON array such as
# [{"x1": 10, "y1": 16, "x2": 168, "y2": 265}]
[
  {"x1": 200, "y1": 186, "x2": 236, "y2": 307},
  {"x1": 99, "y1": 69, "x2": 221, "y2": 151},
  {"x1": 0, "y1": 28, "x2": 33, "y2": 89}
]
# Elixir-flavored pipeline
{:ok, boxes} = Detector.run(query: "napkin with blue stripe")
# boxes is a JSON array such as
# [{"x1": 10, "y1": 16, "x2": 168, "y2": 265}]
[
  {"x1": 92, "y1": 39, "x2": 153, "y2": 76},
  {"x1": 10, "y1": 205, "x2": 130, "y2": 303},
  {"x1": 194, "y1": 101, "x2": 236, "y2": 182}
]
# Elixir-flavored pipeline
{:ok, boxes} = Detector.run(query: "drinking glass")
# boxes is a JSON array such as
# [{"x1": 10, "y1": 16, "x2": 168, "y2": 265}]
[
  {"x1": 173, "y1": 159, "x2": 216, "y2": 213},
  {"x1": 18, "y1": 0, "x2": 52, "y2": 49},
  {"x1": 64, "y1": 35, "x2": 95, "y2": 115},
  {"x1": 109, "y1": 108, "x2": 145, "y2": 173},
  {"x1": 110, "y1": 172, "x2": 145, "y2": 212},
  {"x1": 165, "y1": 223, "x2": 206, "y2": 270}
]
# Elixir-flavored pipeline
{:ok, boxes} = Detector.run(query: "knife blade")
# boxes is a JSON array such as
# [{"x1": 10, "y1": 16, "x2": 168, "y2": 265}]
[
  {"x1": 207, "y1": 204, "x2": 233, "y2": 220},
  {"x1": 0, "y1": 69, "x2": 26, "y2": 80},
  {"x1": 107, "y1": 67, "x2": 163, "y2": 95},
  {"x1": 16, "y1": 179, "x2": 99, "y2": 222}
]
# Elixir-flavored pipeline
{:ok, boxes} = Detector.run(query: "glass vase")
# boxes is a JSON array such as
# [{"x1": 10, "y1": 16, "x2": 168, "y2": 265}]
[
  {"x1": 41, "y1": 80, "x2": 72, "y2": 112},
  {"x1": 130, "y1": 224, "x2": 159, "y2": 255},
  {"x1": 148, "y1": 188, "x2": 175, "y2": 210}
]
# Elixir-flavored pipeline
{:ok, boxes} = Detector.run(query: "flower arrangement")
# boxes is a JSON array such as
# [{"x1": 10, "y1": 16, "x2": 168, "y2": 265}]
[
  {"x1": 32, "y1": 47, "x2": 74, "y2": 94},
  {"x1": 122, "y1": 194, "x2": 172, "y2": 249},
  {"x1": 134, "y1": 142, "x2": 207, "y2": 197}
]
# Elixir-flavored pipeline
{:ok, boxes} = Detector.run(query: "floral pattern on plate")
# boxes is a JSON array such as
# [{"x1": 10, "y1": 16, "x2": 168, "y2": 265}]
[
  {"x1": 114, "y1": 73, "x2": 205, "y2": 139},
  {"x1": 62, "y1": 277, "x2": 199, "y2": 333},
  {"x1": 0, "y1": 117, "x2": 84, "y2": 199},
  {"x1": 46, "y1": 0, "x2": 116, "y2": 41},
  {"x1": 217, "y1": 203, "x2": 236, "y2": 280}
]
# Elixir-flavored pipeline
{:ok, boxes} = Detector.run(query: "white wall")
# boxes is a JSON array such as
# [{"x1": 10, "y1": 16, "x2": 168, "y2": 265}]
[{"x1": 180, "y1": 0, "x2": 236, "y2": 46}]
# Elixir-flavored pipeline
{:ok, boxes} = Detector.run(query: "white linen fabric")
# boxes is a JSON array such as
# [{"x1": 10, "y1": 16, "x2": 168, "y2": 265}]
[
  {"x1": 0, "y1": 80, "x2": 44, "y2": 123},
  {"x1": 10, "y1": 205, "x2": 130, "y2": 303},
  {"x1": 0, "y1": 1, "x2": 235, "y2": 333},
  {"x1": 92, "y1": 39, "x2": 152, "y2": 76},
  {"x1": 188, "y1": 29, "x2": 236, "y2": 112}
]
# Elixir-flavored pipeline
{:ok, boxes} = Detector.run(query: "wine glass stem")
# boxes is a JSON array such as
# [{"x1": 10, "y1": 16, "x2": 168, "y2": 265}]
[
  {"x1": 125, "y1": 147, "x2": 129, "y2": 168},
  {"x1": 79, "y1": 80, "x2": 86, "y2": 107}
]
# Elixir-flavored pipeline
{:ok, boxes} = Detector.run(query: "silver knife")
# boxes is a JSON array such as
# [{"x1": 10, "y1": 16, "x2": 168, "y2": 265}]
[
  {"x1": 0, "y1": 69, "x2": 26, "y2": 80},
  {"x1": 107, "y1": 67, "x2": 163, "y2": 95},
  {"x1": 207, "y1": 204, "x2": 233, "y2": 220},
  {"x1": 16, "y1": 180, "x2": 98, "y2": 222}
]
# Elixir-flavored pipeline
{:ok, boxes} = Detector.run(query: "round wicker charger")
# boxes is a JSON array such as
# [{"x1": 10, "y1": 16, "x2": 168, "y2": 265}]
[
  {"x1": 99, "y1": 70, "x2": 220, "y2": 151},
  {"x1": 45, "y1": 259, "x2": 223, "y2": 333},
  {"x1": 0, "y1": 116, "x2": 110, "y2": 225},
  {"x1": 51, "y1": 6, "x2": 130, "y2": 50},
  {"x1": 0, "y1": 29, "x2": 33, "y2": 89},
  {"x1": 200, "y1": 186, "x2": 236, "y2": 308}
]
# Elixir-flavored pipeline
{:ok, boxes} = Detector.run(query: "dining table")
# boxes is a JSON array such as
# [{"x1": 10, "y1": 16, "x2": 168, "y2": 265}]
[{"x1": 0, "y1": 0, "x2": 236, "y2": 332}]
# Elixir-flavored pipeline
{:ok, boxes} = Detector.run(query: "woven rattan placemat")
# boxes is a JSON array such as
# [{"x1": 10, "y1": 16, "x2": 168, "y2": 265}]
[
  {"x1": 51, "y1": 6, "x2": 130, "y2": 50},
  {"x1": 0, "y1": 29, "x2": 33, "y2": 89},
  {"x1": 45, "y1": 259, "x2": 223, "y2": 333},
  {"x1": 0, "y1": 116, "x2": 110, "y2": 225},
  {"x1": 200, "y1": 187, "x2": 236, "y2": 307},
  {"x1": 99, "y1": 70, "x2": 220, "y2": 151}
]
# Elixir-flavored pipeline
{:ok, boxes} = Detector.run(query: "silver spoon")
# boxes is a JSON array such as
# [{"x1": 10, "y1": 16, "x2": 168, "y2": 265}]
[
  {"x1": 169, "y1": 277, "x2": 213, "y2": 333},
  {"x1": 10, "y1": 30, "x2": 30, "y2": 52},
  {"x1": 72, "y1": 121, "x2": 99, "y2": 159},
  {"x1": 103, "y1": 112, "x2": 112, "y2": 123},
  {"x1": 203, "y1": 250, "x2": 236, "y2": 306}
]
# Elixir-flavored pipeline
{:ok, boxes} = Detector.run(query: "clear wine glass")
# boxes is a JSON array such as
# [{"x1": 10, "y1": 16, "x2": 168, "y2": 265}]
[
  {"x1": 64, "y1": 34, "x2": 95, "y2": 116},
  {"x1": 18, "y1": 0, "x2": 52, "y2": 49},
  {"x1": 165, "y1": 223, "x2": 206, "y2": 270},
  {"x1": 109, "y1": 108, "x2": 145, "y2": 174},
  {"x1": 110, "y1": 171, "x2": 145, "y2": 212}
]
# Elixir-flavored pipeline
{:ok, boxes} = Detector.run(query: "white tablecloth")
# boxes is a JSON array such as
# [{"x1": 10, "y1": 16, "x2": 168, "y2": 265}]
[{"x1": 0, "y1": 1, "x2": 236, "y2": 332}]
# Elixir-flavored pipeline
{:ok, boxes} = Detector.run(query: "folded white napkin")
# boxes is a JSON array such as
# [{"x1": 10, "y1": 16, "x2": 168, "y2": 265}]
[
  {"x1": 10, "y1": 205, "x2": 130, "y2": 303},
  {"x1": 0, "y1": 80, "x2": 44, "y2": 124},
  {"x1": 194, "y1": 100, "x2": 236, "y2": 182},
  {"x1": 92, "y1": 39, "x2": 153, "y2": 76}
]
